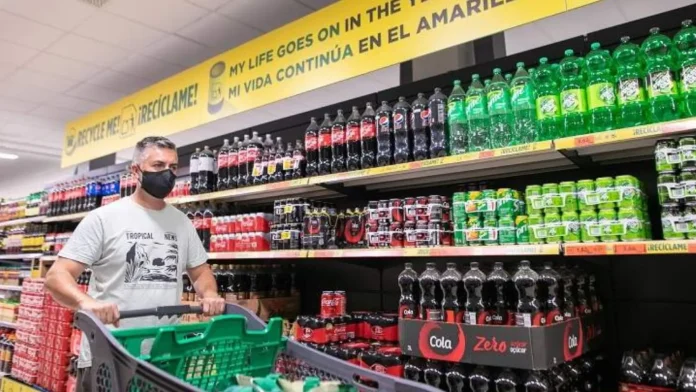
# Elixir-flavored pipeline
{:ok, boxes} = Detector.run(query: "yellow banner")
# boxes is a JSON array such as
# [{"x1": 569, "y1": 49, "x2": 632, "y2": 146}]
[{"x1": 62, "y1": 0, "x2": 601, "y2": 167}]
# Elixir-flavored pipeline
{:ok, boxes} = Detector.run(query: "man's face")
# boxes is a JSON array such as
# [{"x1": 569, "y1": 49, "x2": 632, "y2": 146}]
[{"x1": 132, "y1": 147, "x2": 178, "y2": 176}]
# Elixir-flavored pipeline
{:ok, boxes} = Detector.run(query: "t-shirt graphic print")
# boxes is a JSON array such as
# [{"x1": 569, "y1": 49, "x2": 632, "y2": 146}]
[{"x1": 124, "y1": 231, "x2": 179, "y2": 283}]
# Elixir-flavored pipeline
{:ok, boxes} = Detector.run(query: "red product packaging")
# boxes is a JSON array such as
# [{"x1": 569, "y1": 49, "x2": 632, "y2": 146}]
[
  {"x1": 50, "y1": 361, "x2": 67, "y2": 380},
  {"x1": 369, "y1": 313, "x2": 399, "y2": 343},
  {"x1": 42, "y1": 320, "x2": 72, "y2": 337},
  {"x1": 66, "y1": 375, "x2": 77, "y2": 392},
  {"x1": 351, "y1": 311, "x2": 371, "y2": 339},
  {"x1": 70, "y1": 329, "x2": 82, "y2": 356},
  {"x1": 52, "y1": 334, "x2": 71, "y2": 352}
]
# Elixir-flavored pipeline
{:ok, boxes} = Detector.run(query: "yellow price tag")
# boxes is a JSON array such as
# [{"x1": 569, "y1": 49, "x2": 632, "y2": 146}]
[
  {"x1": 281, "y1": 231, "x2": 291, "y2": 240},
  {"x1": 283, "y1": 205, "x2": 293, "y2": 214}
]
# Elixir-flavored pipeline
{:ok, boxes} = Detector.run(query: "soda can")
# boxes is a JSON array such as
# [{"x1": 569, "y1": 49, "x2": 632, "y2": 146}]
[
  {"x1": 595, "y1": 177, "x2": 616, "y2": 210},
  {"x1": 482, "y1": 189, "x2": 497, "y2": 211},
  {"x1": 321, "y1": 291, "x2": 335, "y2": 318},
  {"x1": 525, "y1": 185, "x2": 543, "y2": 214},
  {"x1": 454, "y1": 221, "x2": 467, "y2": 246},
  {"x1": 452, "y1": 192, "x2": 468, "y2": 223},
  {"x1": 661, "y1": 206, "x2": 686, "y2": 240},
  {"x1": 333, "y1": 291, "x2": 346, "y2": 316},
  {"x1": 441, "y1": 196, "x2": 451, "y2": 222},
  {"x1": 467, "y1": 215, "x2": 483, "y2": 245},
  {"x1": 527, "y1": 213, "x2": 544, "y2": 244},
  {"x1": 657, "y1": 172, "x2": 680, "y2": 207},
  {"x1": 542, "y1": 183, "x2": 561, "y2": 214},
  {"x1": 390, "y1": 222, "x2": 404, "y2": 248},
  {"x1": 598, "y1": 208, "x2": 619, "y2": 242},
  {"x1": 428, "y1": 221, "x2": 442, "y2": 247},
  {"x1": 404, "y1": 221, "x2": 416, "y2": 247},
  {"x1": 498, "y1": 214, "x2": 516, "y2": 245},
  {"x1": 576, "y1": 179, "x2": 597, "y2": 211},
  {"x1": 618, "y1": 208, "x2": 645, "y2": 242},
  {"x1": 679, "y1": 136, "x2": 696, "y2": 170},
  {"x1": 496, "y1": 188, "x2": 516, "y2": 216},
  {"x1": 655, "y1": 139, "x2": 679, "y2": 173},
  {"x1": 389, "y1": 198, "x2": 404, "y2": 222},
  {"x1": 428, "y1": 195, "x2": 443, "y2": 221},
  {"x1": 562, "y1": 210, "x2": 580, "y2": 243},
  {"x1": 615, "y1": 175, "x2": 642, "y2": 209},
  {"x1": 559, "y1": 181, "x2": 578, "y2": 213},
  {"x1": 467, "y1": 190, "x2": 483, "y2": 216},
  {"x1": 580, "y1": 209, "x2": 599, "y2": 243},
  {"x1": 483, "y1": 217, "x2": 498, "y2": 246},
  {"x1": 404, "y1": 197, "x2": 417, "y2": 221},
  {"x1": 515, "y1": 215, "x2": 530, "y2": 244},
  {"x1": 544, "y1": 210, "x2": 563, "y2": 243},
  {"x1": 680, "y1": 169, "x2": 696, "y2": 204},
  {"x1": 415, "y1": 196, "x2": 429, "y2": 221}
]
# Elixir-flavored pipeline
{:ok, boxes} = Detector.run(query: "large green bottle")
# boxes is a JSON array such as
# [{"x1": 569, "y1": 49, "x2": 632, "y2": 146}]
[
  {"x1": 534, "y1": 57, "x2": 561, "y2": 140},
  {"x1": 613, "y1": 36, "x2": 648, "y2": 127},
  {"x1": 488, "y1": 68, "x2": 514, "y2": 148},
  {"x1": 448, "y1": 80, "x2": 468, "y2": 154},
  {"x1": 559, "y1": 49, "x2": 588, "y2": 136},
  {"x1": 642, "y1": 27, "x2": 680, "y2": 122},
  {"x1": 586, "y1": 42, "x2": 618, "y2": 132},
  {"x1": 465, "y1": 74, "x2": 490, "y2": 151},
  {"x1": 511, "y1": 62, "x2": 538, "y2": 144},
  {"x1": 674, "y1": 19, "x2": 696, "y2": 117}
]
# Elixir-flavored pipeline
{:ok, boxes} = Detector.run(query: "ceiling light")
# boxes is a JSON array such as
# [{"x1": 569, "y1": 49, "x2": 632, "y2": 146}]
[{"x1": 0, "y1": 153, "x2": 18, "y2": 160}]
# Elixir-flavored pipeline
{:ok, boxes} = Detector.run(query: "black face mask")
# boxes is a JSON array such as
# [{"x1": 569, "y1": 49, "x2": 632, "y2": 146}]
[{"x1": 139, "y1": 168, "x2": 176, "y2": 199}]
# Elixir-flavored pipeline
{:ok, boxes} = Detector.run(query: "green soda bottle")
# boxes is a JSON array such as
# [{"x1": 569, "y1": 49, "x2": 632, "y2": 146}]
[
  {"x1": 613, "y1": 36, "x2": 648, "y2": 127},
  {"x1": 586, "y1": 42, "x2": 618, "y2": 132},
  {"x1": 448, "y1": 80, "x2": 469, "y2": 155},
  {"x1": 465, "y1": 74, "x2": 490, "y2": 151},
  {"x1": 505, "y1": 74, "x2": 513, "y2": 83},
  {"x1": 559, "y1": 49, "x2": 588, "y2": 136},
  {"x1": 674, "y1": 19, "x2": 696, "y2": 117},
  {"x1": 642, "y1": 27, "x2": 680, "y2": 122},
  {"x1": 488, "y1": 68, "x2": 514, "y2": 148},
  {"x1": 511, "y1": 62, "x2": 538, "y2": 144},
  {"x1": 534, "y1": 57, "x2": 561, "y2": 140}
]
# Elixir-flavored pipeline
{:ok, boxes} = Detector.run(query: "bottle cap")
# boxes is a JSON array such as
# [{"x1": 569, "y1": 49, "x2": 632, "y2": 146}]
[
  {"x1": 591, "y1": 42, "x2": 601, "y2": 50},
  {"x1": 516, "y1": 61, "x2": 525, "y2": 68},
  {"x1": 620, "y1": 36, "x2": 631, "y2": 43},
  {"x1": 564, "y1": 49, "x2": 574, "y2": 56},
  {"x1": 539, "y1": 57, "x2": 548, "y2": 64},
  {"x1": 649, "y1": 27, "x2": 660, "y2": 34}
]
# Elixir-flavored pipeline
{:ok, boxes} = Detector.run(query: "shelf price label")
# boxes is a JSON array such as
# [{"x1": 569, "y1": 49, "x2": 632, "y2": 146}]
[
  {"x1": 614, "y1": 243, "x2": 647, "y2": 254},
  {"x1": 645, "y1": 241, "x2": 692, "y2": 254},
  {"x1": 564, "y1": 244, "x2": 611, "y2": 256}
]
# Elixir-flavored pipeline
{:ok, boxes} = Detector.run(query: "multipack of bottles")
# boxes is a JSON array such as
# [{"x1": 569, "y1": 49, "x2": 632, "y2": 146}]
[
  {"x1": 209, "y1": 212, "x2": 273, "y2": 252},
  {"x1": 182, "y1": 264, "x2": 296, "y2": 302},
  {"x1": 398, "y1": 260, "x2": 600, "y2": 326},
  {"x1": 620, "y1": 349, "x2": 696, "y2": 391},
  {"x1": 655, "y1": 137, "x2": 696, "y2": 239},
  {"x1": 1, "y1": 223, "x2": 46, "y2": 254}
]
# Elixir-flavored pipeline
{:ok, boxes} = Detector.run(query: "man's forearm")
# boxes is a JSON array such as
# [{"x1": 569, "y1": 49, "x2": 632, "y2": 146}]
[
  {"x1": 45, "y1": 267, "x2": 92, "y2": 310},
  {"x1": 190, "y1": 268, "x2": 219, "y2": 298}
]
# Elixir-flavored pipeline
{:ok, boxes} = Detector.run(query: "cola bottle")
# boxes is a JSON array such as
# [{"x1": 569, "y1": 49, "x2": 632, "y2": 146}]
[
  {"x1": 404, "y1": 357, "x2": 425, "y2": 383},
  {"x1": 189, "y1": 147, "x2": 200, "y2": 194},
  {"x1": 393, "y1": 96, "x2": 413, "y2": 163},
  {"x1": 559, "y1": 266, "x2": 576, "y2": 319},
  {"x1": 212, "y1": 149, "x2": 219, "y2": 191},
  {"x1": 549, "y1": 366, "x2": 569, "y2": 392},
  {"x1": 228, "y1": 136, "x2": 239, "y2": 189},
  {"x1": 346, "y1": 106, "x2": 362, "y2": 171},
  {"x1": 588, "y1": 274, "x2": 601, "y2": 312},
  {"x1": 429, "y1": 87, "x2": 449, "y2": 158},
  {"x1": 331, "y1": 109, "x2": 347, "y2": 173},
  {"x1": 446, "y1": 364, "x2": 468, "y2": 392},
  {"x1": 271, "y1": 137, "x2": 285, "y2": 183},
  {"x1": 441, "y1": 262, "x2": 463, "y2": 323},
  {"x1": 513, "y1": 260, "x2": 543, "y2": 327},
  {"x1": 678, "y1": 358, "x2": 696, "y2": 392},
  {"x1": 486, "y1": 262, "x2": 513, "y2": 325},
  {"x1": 246, "y1": 132, "x2": 262, "y2": 186},
  {"x1": 305, "y1": 117, "x2": 319, "y2": 176},
  {"x1": 424, "y1": 360, "x2": 446, "y2": 390},
  {"x1": 572, "y1": 266, "x2": 591, "y2": 315},
  {"x1": 193, "y1": 203, "x2": 204, "y2": 240},
  {"x1": 198, "y1": 145, "x2": 215, "y2": 193},
  {"x1": 463, "y1": 262, "x2": 487, "y2": 325},
  {"x1": 419, "y1": 262, "x2": 442, "y2": 321},
  {"x1": 620, "y1": 350, "x2": 652, "y2": 385},
  {"x1": 253, "y1": 144, "x2": 269, "y2": 185},
  {"x1": 495, "y1": 368, "x2": 519, "y2": 392},
  {"x1": 376, "y1": 101, "x2": 393, "y2": 167},
  {"x1": 292, "y1": 140, "x2": 306, "y2": 179},
  {"x1": 650, "y1": 354, "x2": 680, "y2": 389},
  {"x1": 282, "y1": 141, "x2": 293, "y2": 179},
  {"x1": 237, "y1": 135, "x2": 250, "y2": 187},
  {"x1": 578, "y1": 357, "x2": 599, "y2": 392},
  {"x1": 201, "y1": 202, "x2": 214, "y2": 251},
  {"x1": 525, "y1": 371, "x2": 551, "y2": 392},
  {"x1": 398, "y1": 263, "x2": 419, "y2": 319},
  {"x1": 360, "y1": 103, "x2": 377, "y2": 168},
  {"x1": 469, "y1": 366, "x2": 492, "y2": 392},
  {"x1": 538, "y1": 262, "x2": 563, "y2": 324},
  {"x1": 318, "y1": 113, "x2": 332, "y2": 175},
  {"x1": 411, "y1": 93, "x2": 430, "y2": 161}
]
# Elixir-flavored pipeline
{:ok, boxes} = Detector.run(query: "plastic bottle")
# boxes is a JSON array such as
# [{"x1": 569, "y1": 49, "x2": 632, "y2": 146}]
[
  {"x1": 573, "y1": 265, "x2": 591, "y2": 315},
  {"x1": 418, "y1": 262, "x2": 441, "y2": 321},
  {"x1": 440, "y1": 262, "x2": 463, "y2": 323},
  {"x1": 448, "y1": 80, "x2": 468, "y2": 154},
  {"x1": 360, "y1": 103, "x2": 377, "y2": 168},
  {"x1": 535, "y1": 58, "x2": 562, "y2": 140},
  {"x1": 445, "y1": 364, "x2": 467, "y2": 392},
  {"x1": 642, "y1": 27, "x2": 681, "y2": 122},
  {"x1": 559, "y1": 266, "x2": 577, "y2": 319},
  {"x1": 463, "y1": 262, "x2": 486, "y2": 325},
  {"x1": 318, "y1": 113, "x2": 332, "y2": 175},
  {"x1": 393, "y1": 97, "x2": 413, "y2": 163},
  {"x1": 411, "y1": 93, "x2": 430, "y2": 160},
  {"x1": 559, "y1": 49, "x2": 589, "y2": 136},
  {"x1": 216, "y1": 139, "x2": 230, "y2": 190},
  {"x1": 586, "y1": 42, "x2": 618, "y2": 132},
  {"x1": 376, "y1": 101, "x2": 394, "y2": 166},
  {"x1": 269, "y1": 137, "x2": 284, "y2": 183},
  {"x1": 398, "y1": 263, "x2": 419, "y2": 319},
  {"x1": 486, "y1": 262, "x2": 513, "y2": 325},
  {"x1": 511, "y1": 62, "x2": 538, "y2": 144},
  {"x1": 237, "y1": 135, "x2": 249, "y2": 187},
  {"x1": 465, "y1": 74, "x2": 490, "y2": 151},
  {"x1": 245, "y1": 132, "x2": 262, "y2": 186},
  {"x1": 198, "y1": 145, "x2": 215, "y2": 193},
  {"x1": 346, "y1": 106, "x2": 361, "y2": 170},
  {"x1": 292, "y1": 140, "x2": 306, "y2": 179},
  {"x1": 525, "y1": 371, "x2": 551, "y2": 392},
  {"x1": 675, "y1": 19, "x2": 696, "y2": 117},
  {"x1": 424, "y1": 360, "x2": 445, "y2": 390},
  {"x1": 331, "y1": 109, "x2": 347, "y2": 173},
  {"x1": 538, "y1": 262, "x2": 563, "y2": 325},
  {"x1": 469, "y1": 366, "x2": 492, "y2": 392},
  {"x1": 228, "y1": 136, "x2": 239, "y2": 189},
  {"x1": 614, "y1": 36, "x2": 648, "y2": 127},
  {"x1": 513, "y1": 260, "x2": 543, "y2": 326},
  {"x1": 282, "y1": 141, "x2": 294, "y2": 180},
  {"x1": 189, "y1": 147, "x2": 200, "y2": 194},
  {"x1": 488, "y1": 68, "x2": 514, "y2": 148},
  {"x1": 494, "y1": 368, "x2": 519, "y2": 392},
  {"x1": 429, "y1": 88, "x2": 449, "y2": 157},
  {"x1": 305, "y1": 118, "x2": 319, "y2": 176}
]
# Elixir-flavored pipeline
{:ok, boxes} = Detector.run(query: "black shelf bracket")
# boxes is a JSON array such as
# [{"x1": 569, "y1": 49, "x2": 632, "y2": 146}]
[
  {"x1": 317, "y1": 182, "x2": 371, "y2": 200},
  {"x1": 559, "y1": 148, "x2": 598, "y2": 169}
]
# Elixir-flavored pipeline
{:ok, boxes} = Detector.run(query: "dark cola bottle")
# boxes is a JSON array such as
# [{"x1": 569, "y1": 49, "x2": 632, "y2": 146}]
[
  {"x1": 331, "y1": 109, "x2": 347, "y2": 173},
  {"x1": 228, "y1": 136, "x2": 239, "y2": 189},
  {"x1": 346, "y1": 106, "x2": 361, "y2": 171},
  {"x1": 398, "y1": 263, "x2": 419, "y2": 319},
  {"x1": 429, "y1": 87, "x2": 449, "y2": 158},
  {"x1": 282, "y1": 141, "x2": 294, "y2": 180},
  {"x1": 486, "y1": 262, "x2": 513, "y2": 325},
  {"x1": 578, "y1": 357, "x2": 599, "y2": 392},
  {"x1": 267, "y1": 137, "x2": 280, "y2": 183},
  {"x1": 198, "y1": 145, "x2": 215, "y2": 193},
  {"x1": 246, "y1": 132, "x2": 262, "y2": 186},
  {"x1": 446, "y1": 364, "x2": 468, "y2": 392},
  {"x1": 318, "y1": 113, "x2": 332, "y2": 175},
  {"x1": 525, "y1": 371, "x2": 552, "y2": 392},
  {"x1": 549, "y1": 366, "x2": 570, "y2": 392},
  {"x1": 376, "y1": 101, "x2": 393, "y2": 167},
  {"x1": 189, "y1": 147, "x2": 200, "y2": 194},
  {"x1": 216, "y1": 139, "x2": 230, "y2": 190},
  {"x1": 650, "y1": 354, "x2": 680, "y2": 389},
  {"x1": 470, "y1": 366, "x2": 492, "y2": 392},
  {"x1": 292, "y1": 140, "x2": 306, "y2": 179},
  {"x1": 253, "y1": 144, "x2": 269, "y2": 186},
  {"x1": 424, "y1": 360, "x2": 446, "y2": 390},
  {"x1": 360, "y1": 103, "x2": 377, "y2": 168},
  {"x1": 441, "y1": 262, "x2": 463, "y2": 323},
  {"x1": 305, "y1": 117, "x2": 319, "y2": 176},
  {"x1": 514, "y1": 260, "x2": 543, "y2": 327},
  {"x1": 620, "y1": 350, "x2": 651, "y2": 385},
  {"x1": 538, "y1": 262, "x2": 563, "y2": 324},
  {"x1": 559, "y1": 266, "x2": 576, "y2": 319},
  {"x1": 411, "y1": 93, "x2": 430, "y2": 161},
  {"x1": 237, "y1": 134, "x2": 250, "y2": 187},
  {"x1": 404, "y1": 357, "x2": 425, "y2": 383},
  {"x1": 419, "y1": 262, "x2": 442, "y2": 321},
  {"x1": 572, "y1": 265, "x2": 591, "y2": 315},
  {"x1": 588, "y1": 274, "x2": 601, "y2": 312},
  {"x1": 393, "y1": 96, "x2": 413, "y2": 163},
  {"x1": 463, "y1": 262, "x2": 487, "y2": 325},
  {"x1": 495, "y1": 368, "x2": 520, "y2": 392},
  {"x1": 678, "y1": 359, "x2": 696, "y2": 392}
]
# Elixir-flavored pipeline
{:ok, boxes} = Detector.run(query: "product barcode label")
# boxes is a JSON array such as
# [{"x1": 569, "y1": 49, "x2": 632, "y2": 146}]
[
  {"x1": 668, "y1": 185, "x2": 686, "y2": 199},
  {"x1": 465, "y1": 312, "x2": 477, "y2": 325},
  {"x1": 198, "y1": 156, "x2": 214, "y2": 172},
  {"x1": 515, "y1": 313, "x2": 531, "y2": 327}
]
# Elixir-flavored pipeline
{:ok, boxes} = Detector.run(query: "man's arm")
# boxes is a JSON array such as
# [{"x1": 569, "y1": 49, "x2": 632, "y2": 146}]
[{"x1": 186, "y1": 263, "x2": 224, "y2": 316}]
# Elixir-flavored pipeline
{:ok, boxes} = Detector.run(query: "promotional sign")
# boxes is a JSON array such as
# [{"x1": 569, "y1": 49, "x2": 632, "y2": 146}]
[{"x1": 62, "y1": 0, "x2": 600, "y2": 167}]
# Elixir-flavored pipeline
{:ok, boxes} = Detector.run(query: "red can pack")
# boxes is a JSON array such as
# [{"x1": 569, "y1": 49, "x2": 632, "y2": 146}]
[{"x1": 369, "y1": 313, "x2": 399, "y2": 342}]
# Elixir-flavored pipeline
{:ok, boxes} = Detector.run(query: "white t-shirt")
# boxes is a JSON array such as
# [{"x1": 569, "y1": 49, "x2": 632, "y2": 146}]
[{"x1": 58, "y1": 196, "x2": 207, "y2": 367}]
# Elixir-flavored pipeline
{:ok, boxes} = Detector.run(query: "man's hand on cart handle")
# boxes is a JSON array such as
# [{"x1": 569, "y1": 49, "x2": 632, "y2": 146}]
[
  {"x1": 200, "y1": 295, "x2": 225, "y2": 317},
  {"x1": 78, "y1": 298, "x2": 120, "y2": 326}
]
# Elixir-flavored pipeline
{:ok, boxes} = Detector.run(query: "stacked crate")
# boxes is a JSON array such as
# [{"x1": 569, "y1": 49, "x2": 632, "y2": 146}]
[{"x1": 11, "y1": 278, "x2": 44, "y2": 385}]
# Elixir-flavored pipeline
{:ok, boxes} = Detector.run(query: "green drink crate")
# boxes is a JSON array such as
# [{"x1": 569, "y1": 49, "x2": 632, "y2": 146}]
[{"x1": 75, "y1": 304, "x2": 435, "y2": 392}]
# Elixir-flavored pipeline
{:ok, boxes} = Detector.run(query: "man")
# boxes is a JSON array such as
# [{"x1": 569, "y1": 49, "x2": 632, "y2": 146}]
[{"x1": 45, "y1": 136, "x2": 225, "y2": 391}]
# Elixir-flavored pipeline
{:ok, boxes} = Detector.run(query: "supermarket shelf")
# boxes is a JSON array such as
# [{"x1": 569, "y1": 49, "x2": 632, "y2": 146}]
[
  {"x1": 208, "y1": 250, "x2": 307, "y2": 259},
  {"x1": 0, "y1": 253, "x2": 42, "y2": 260},
  {"x1": 564, "y1": 240, "x2": 696, "y2": 256},
  {"x1": 0, "y1": 321, "x2": 17, "y2": 329},
  {"x1": 39, "y1": 255, "x2": 57, "y2": 262},
  {"x1": 0, "y1": 216, "x2": 46, "y2": 228},
  {"x1": 42, "y1": 211, "x2": 89, "y2": 223},
  {"x1": 0, "y1": 285, "x2": 21, "y2": 292},
  {"x1": 167, "y1": 179, "x2": 337, "y2": 205}
]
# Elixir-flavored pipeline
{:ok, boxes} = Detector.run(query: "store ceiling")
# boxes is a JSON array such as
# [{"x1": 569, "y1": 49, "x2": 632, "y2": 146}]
[{"x1": 0, "y1": 0, "x2": 337, "y2": 172}]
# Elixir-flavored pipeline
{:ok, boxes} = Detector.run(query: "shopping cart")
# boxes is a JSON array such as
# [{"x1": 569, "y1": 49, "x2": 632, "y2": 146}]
[{"x1": 75, "y1": 304, "x2": 440, "y2": 392}]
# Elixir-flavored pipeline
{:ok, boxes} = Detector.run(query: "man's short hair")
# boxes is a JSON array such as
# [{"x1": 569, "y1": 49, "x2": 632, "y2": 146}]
[{"x1": 133, "y1": 136, "x2": 177, "y2": 163}]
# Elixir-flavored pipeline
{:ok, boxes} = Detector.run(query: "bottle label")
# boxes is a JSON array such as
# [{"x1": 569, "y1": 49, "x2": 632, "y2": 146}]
[
  {"x1": 443, "y1": 309, "x2": 463, "y2": 323},
  {"x1": 360, "y1": 121, "x2": 376, "y2": 139},
  {"x1": 487, "y1": 89, "x2": 511, "y2": 114},
  {"x1": 535, "y1": 95, "x2": 560, "y2": 119},
  {"x1": 283, "y1": 156, "x2": 294, "y2": 171},
  {"x1": 346, "y1": 124, "x2": 360, "y2": 142},
  {"x1": 238, "y1": 150, "x2": 247, "y2": 165},
  {"x1": 198, "y1": 156, "x2": 214, "y2": 172},
  {"x1": 189, "y1": 158, "x2": 199, "y2": 173},
  {"x1": 267, "y1": 161, "x2": 276, "y2": 175},
  {"x1": 447, "y1": 100, "x2": 466, "y2": 124},
  {"x1": 429, "y1": 102, "x2": 445, "y2": 125},
  {"x1": 647, "y1": 70, "x2": 677, "y2": 97},
  {"x1": 252, "y1": 162, "x2": 262, "y2": 177},
  {"x1": 293, "y1": 152, "x2": 304, "y2": 169},
  {"x1": 217, "y1": 153, "x2": 228, "y2": 169},
  {"x1": 465, "y1": 95, "x2": 486, "y2": 118},
  {"x1": 681, "y1": 64, "x2": 696, "y2": 92},
  {"x1": 319, "y1": 132, "x2": 331, "y2": 148},
  {"x1": 377, "y1": 114, "x2": 391, "y2": 134},
  {"x1": 618, "y1": 78, "x2": 645, "y2": 104},
  {"x1": 560, "y1": 88, "x2": 587, "y2": 114},
  {"x1": 587, "y1": 82, "x2": 617, "y2": 109},
  {"x1": 247, "y1": 147, "x2": 259, "y2": 162},
  {"x1": 511, "y1": 84, "x2": 533, "y2": 109},
  {"x1": 228, "y1": 151, "x2": 238, "y2": 167},
  {"x1": 331, "y1": 125, "x2": 345, "y2": 145},
  {"x1": 393, "y1": 110, "x2": 407, "y2": 131},
  {"x1": 305, "y1": 134, "x2": 317, "y2": 151}
]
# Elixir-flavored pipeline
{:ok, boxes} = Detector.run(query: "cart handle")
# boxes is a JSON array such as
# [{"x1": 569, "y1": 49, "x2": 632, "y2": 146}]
[{"x1": 119, "y1": 305, "x2": 203, "y2": 320}]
